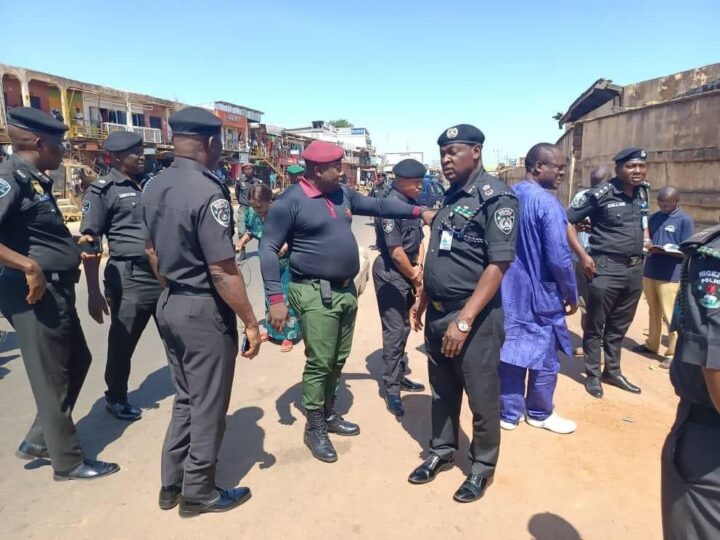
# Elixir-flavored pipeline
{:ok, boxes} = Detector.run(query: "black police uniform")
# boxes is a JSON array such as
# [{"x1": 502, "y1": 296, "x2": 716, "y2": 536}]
[
  {"x1": 372, "y1": 186, "x2": 424, "y2": 396},
  {"x1": 661, "y1": 225, "x2": 720, "y2": 540},
  {"x1": 80, "y1": 165, "x2": 162, "y2": 408},
  {"x1": 0, "y1": 153, "x2": 91, "y2": 473},
  {"x1": 423, "y1": 167, "x2": 519, "y2": 478},
  {"x1": 143, "y1": 148, "x2": 238, "y2": 503},
  {"x1": 567, "y1": 175, "x2": 650, "y2": 381}
]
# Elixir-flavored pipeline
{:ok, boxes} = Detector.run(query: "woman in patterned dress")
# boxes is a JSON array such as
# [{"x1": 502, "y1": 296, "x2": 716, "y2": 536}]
[{"x1": 236, "y1": 184, "x2": 300, "y2": 352}]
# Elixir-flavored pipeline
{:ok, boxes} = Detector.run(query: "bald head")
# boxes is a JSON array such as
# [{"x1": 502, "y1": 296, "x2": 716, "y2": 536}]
[
  {"x1": 172, "y1": 134, "x2": 222, "y2": 169},
  {"x1": 590, "y1": 165, "x2": 612, "y2": 187},
  {"x1": 657, "y1": 185, "x2": 680, "y2": 214}
]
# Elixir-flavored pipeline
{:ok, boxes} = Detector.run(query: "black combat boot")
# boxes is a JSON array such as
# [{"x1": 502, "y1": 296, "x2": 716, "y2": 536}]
[
  {"x1": 324, "y1": 395, "x2": 360, "y2": 436},
  {"x1": 304, "y1": 409, "x2": 337, "y2": 463}
]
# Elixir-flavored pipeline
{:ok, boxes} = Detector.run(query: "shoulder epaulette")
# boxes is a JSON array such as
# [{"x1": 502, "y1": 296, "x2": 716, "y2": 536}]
[
  {"x1": 13, "y1": 168, "x2": 31, "y2": 184},
  {"x1": 589, "y1": 181, "x2": 613, "y2": 202},
  {"x1": 89, "y1": 178, "x2": 112, "y2": 193},
  {"x1": 680, "y1": 224, "x2": 720, "y2": 255}
]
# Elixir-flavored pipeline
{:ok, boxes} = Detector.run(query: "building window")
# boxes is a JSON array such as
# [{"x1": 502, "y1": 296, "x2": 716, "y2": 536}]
[
  {"x1": 149, "y1": 115, "x2": 162, "y2": 129},
  {"x1": 132, "y1": 113, "x2": 145, "y2": 127},
  {"x1": 30, "y1": 96, "x2": 42, "y2": 110}
]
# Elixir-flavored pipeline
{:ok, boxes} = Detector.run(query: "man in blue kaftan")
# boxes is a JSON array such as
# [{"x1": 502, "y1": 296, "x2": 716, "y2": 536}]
[{"x1": 499, "y1": 143, "x2": 579, "y2": 434}]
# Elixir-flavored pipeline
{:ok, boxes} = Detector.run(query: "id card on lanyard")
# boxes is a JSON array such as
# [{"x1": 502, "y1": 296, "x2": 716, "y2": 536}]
[{"x1": 439, "y1": 230, "x2": 453, "y2": 251}]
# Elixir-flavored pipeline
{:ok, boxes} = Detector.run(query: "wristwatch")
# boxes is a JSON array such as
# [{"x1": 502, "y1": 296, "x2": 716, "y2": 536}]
[{"x1": 455, "y1": 319, "x2": 470, "y2": 333}]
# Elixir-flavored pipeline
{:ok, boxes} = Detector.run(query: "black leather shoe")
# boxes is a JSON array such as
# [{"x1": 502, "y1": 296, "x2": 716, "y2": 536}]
[
  {"x1": 53, "y1": 459, "x2": 120, "y2": 481},
  {"x1": 584, "y1": 376, "x2": 603, "y2": 398},
  {"x1": 408, "y1": 455, "x2": 453, "y2": 485},
  {"x1": 179, "y1": 487, "x2": 251, "y2": 518},
  {"x1": 304, "y1": 409, "x2": 338, "y2": 462},
  {"x1": 16, "y1": 441, "x2": 49, "y2": 461},
  {"x1": 453, "y1": 474, "x2": 494, "y2": 503},
  {"x1": 385, "y1": 394, "x2": 404, "y2": 417},
  {"x1": 159, "y1": 484, "x2": 182, "y2": 510},
  {"x1": 324, "y1": 395, "x2": 360, "y2": 436},
  {"x1": 602, "y1": 373, "x2": 641, "y2": 394},
  {"x1": 106, "y1": 399, "x2": 142, "y2": 421},
  {"x1": 399, "y1": 377, "x2": 425, "y2": 393}
]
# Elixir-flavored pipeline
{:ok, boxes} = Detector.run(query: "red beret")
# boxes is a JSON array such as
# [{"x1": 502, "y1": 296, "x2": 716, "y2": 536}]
[{"x1": 301, "y1": 141, "x2": 344, "y2": 164}]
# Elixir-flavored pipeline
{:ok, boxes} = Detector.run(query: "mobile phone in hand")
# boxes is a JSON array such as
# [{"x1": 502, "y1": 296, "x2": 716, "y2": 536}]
[
  {"x1": 79, "y1": 239, "x2": 102, "y2": 255},
  {"x1": 241, "y1": 335, "x2": 250, "y2": 354}
]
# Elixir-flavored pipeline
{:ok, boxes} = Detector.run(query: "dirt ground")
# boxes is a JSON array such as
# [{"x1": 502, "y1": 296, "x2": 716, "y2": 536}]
[{"x1": 0, "y1": 234, "x2": 675, "y2": 540}]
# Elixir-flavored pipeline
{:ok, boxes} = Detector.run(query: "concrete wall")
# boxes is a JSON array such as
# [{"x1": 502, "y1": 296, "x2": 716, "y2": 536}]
[{"x1": 560, "y1": 90, "x2": 720, "y2": 228}]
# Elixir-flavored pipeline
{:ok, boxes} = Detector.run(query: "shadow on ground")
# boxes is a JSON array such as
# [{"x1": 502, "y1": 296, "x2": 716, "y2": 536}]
[
  {"x1": 528, "y1": 512, "x2": 582, "y2": 540},
  {"x1": 216, "y1": 406, "x2": 276, "y2": 486},
  {"x1": 76, "y1": 365, "x2": 175, "y2": 457}
]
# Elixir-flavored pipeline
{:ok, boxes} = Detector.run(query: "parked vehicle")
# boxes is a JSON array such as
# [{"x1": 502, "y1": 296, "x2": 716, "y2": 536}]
[{"x1": 418, "y1": 177, "x2": 445, "y2": 208}]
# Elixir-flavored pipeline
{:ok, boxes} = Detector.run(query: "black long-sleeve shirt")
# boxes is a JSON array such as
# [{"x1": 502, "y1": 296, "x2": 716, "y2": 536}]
[{"x1": 259, "y1": 179, "x2": 421, "y2": 298}]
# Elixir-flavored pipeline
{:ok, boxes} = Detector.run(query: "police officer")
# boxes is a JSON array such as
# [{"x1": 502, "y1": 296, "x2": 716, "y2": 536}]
[
  {"x1": 234, "y1": 162, "x2": 262, "y2": 248},
  {"x1": 260, "y1": 140, "x2": 435, "y2": 463},
  {"x1": 408, "y1": 124, "x2": 519, "y2": 503},
  {"x1": 79, "y1": 131, "x2": 162, "y2": 421},
  {"x1": 143, "y1": 107, "x2": 261, "y2": 516},
  {"x1": 371, "y1": 173, "x2": 391, "y2": 198},
  {"x1": 0, "y1": 107, "x2": 119, "y2": 480},
  {"x1": 567, "y1": 147, "x2": 650, "y2": 398},
  {"x1": 372, "y1": 158, "x2": 427, "y2": 417},
  {"x1": 661, "y1": 224, "x2": 720, "y2": 539}
]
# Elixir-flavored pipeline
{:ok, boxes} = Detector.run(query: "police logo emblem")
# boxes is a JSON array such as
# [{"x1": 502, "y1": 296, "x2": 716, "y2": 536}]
[
  {"x1": 494, "y1": 208, "x2": 515, "y2": 234},
  {"x1": 640, "y1": 150, "x2": 647, "y2": 158},
  {"x1": 571, "y1": 194, "x2": 587, "y2": 208},
  {"x1": 82, "y1": 200, "x2": 91, "y2": 215},
  {"x1": 210, "y1": 199, "x2": 231, "y2": 228},
  {"x1": 698, "y1": 271, "x2": 720, "y2": 309},
  {"x1": 0, "y1": 178, "x2": 11, "y2": 199},
  {"x1": 446, "y1": 127, "x2": 458, "y2": 139},
  {"x1": 382, "y1": 219, "x2": 395, "y2": 233}
]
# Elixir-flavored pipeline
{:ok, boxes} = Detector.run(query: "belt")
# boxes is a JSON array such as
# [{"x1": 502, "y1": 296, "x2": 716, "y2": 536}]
[
  {"x1": 292, "y1": 277, "x2": 353, "y2": 289},
  {"x1": 168, "y1": 282, "x2": 214, "y2": 296},
  {"x1": 44, "y1": 269, "x2": 81, "y2": 284},
  {"x1": 598, "y1": 253, "x2": 644, "y2": 267},
  {"x1": 429, "y1": 298, "x2": 466, "y2": 313},
  {"x1": 688, "y1": 403, "x2": 720, "y2": 427}
]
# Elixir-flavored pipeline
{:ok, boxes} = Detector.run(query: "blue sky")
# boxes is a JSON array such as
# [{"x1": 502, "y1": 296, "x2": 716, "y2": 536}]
[{"x1": 3, "y1": 0, "x2": 719, "y2": 166}]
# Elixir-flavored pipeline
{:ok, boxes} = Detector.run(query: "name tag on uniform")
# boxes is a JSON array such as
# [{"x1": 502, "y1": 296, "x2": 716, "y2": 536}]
[
  {"x1": 607, "y1": 202, "x2": 626, "y2": 208},
  {"x1": 439, "y1": 230, "x2": 453, "y2": 251},
  {"x1": 119, "y1": 192, "x2": 138, "y2": 199}
]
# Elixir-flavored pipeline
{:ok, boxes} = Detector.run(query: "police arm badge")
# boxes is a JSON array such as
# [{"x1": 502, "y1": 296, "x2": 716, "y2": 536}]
[{"x1": 494, "y1": 208, "x2": 515, "y2": 234}]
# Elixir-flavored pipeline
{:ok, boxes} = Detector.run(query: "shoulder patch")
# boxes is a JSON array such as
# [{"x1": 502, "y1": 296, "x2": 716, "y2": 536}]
[
  {"x1": 0, "y1": 178, "x2": 11, "y2": 199},
  {"x1": 210, "y1": 199, "x2": 231, "y2": 228},
  {"x1": 81, "y1": 199, "x2": 91, "y2": 215},
  {"x1": 571, "y1": 193, "x2": 587, "y2": 208},
  {"x1": 494, "y1": 207, "x2": 515, "y2": 234},
  {"x1": 382, "y1": 219, "x2": 395, "y2": 233}
]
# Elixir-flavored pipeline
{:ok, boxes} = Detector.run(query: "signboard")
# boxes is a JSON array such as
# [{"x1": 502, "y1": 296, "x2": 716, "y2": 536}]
[
  {"x1": 351, "y1": 127, "x2": 367, "y2": 135},
  {"x1": 215, "y1": 109, "x2": 247, "y2": 129}
]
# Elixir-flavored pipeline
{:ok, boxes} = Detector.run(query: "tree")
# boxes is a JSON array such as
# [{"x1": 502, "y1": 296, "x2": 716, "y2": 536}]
[{"x1": 328, "y1": 119, "x2": 354, "y2": 128}]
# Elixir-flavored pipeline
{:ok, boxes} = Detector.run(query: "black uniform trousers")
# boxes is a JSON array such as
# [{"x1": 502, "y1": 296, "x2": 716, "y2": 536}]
[
  {"x1": 0, "y1": 268, "x2": 91, "y2": 472},
  {"x1": 425, "y1": 301, "x2": 504, "y2": 477},
  {"x1": 372, "y1": 257, "x2": 413, "y2": 395},
  {"x1": 661, "y1": 400, "x2": 720, "y2": 540},
  {"x1": 583, "y1": 256, "x2": 643, "y2": 377},
  {"x1": 156, "y1": 288, "x2": 238, "y2": 502},
  {"x1": 103, "y1": 259, "x2": 162, "y2": 403}
]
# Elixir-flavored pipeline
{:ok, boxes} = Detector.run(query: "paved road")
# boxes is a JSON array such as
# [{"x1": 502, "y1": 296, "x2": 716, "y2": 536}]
[{"x1": 0, "y1": 214, "x2": 674, "y2": 540}]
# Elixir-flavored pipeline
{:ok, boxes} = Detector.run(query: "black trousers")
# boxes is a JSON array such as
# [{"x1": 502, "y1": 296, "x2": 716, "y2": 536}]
[
  {"x1": 0, "y1": 268, "x2": 91, "y2": 472},
  {"x1": 424, "y1": 301, "x2": 504, "y2": 477},
  {"x1": 583, "y1": 257, "x2": 643, "y2": 377},
  {"x1": 103, "y1": 259, "x2": 162, "y2": 403},
  {"x1": 661, "y1": 400, "x2": 720, "y2": 540},
  {"x1": 372, "y1": 257, "x2": 414, "y2": 395},
  {"x1": 156, "y1": 289, "x2": 238, "y2": 502}
]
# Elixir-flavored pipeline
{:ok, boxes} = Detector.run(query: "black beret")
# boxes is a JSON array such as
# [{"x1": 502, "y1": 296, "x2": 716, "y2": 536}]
[
  {"x1": 614, "y1": 147, "x2": 647, "y2": 164},
  {"x1": 169, "y1": 107, "x2": 222, "y2": 136},
  {"x1": 437, "y1": 124, "x2": 485, "y2": 147},
  {"x1": 392, "y1": 158, "x2": 426, "y2": 179},
  {"x1": 103, "y1": 131, "x2": 143, "y2": 152},
  {"x1": 7, "y1": 107, "x2": 68, "y2": 135}
]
